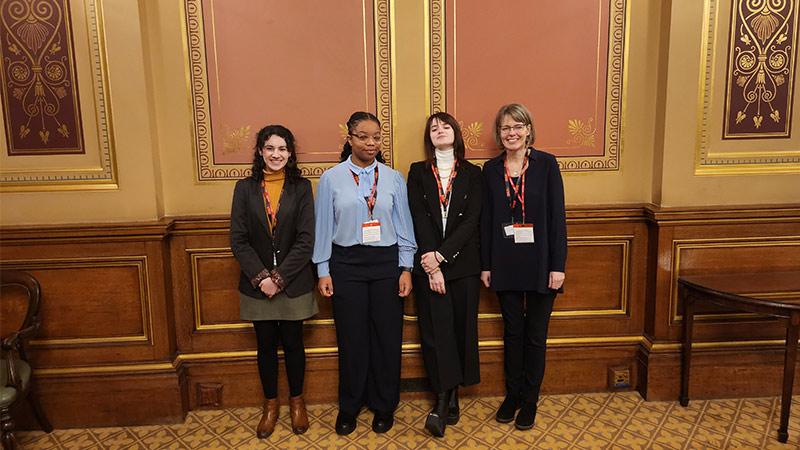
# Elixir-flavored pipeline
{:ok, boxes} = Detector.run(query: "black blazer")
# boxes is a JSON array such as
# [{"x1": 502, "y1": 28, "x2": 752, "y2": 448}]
[
  {"x1": 230, "y1": 176, "x2": 315, "y2": 298},
  {"x1": 407, "y1": 159, "x2": 482, "y2": 281},
  {"x1": 480, "y1": 148, "x2": 567, "y2": 293}
]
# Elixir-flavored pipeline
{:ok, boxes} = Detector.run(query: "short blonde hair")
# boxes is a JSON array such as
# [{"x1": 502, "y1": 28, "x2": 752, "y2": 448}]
[{"x1": 493, "y1": 103, "x2": 536, "y2": 149}]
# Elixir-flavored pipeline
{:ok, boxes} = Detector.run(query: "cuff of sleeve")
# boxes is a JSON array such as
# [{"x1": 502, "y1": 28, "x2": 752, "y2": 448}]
[
  {"x1": 250, "y1": 268, "x2": 270, "y2": 289},
  {"x1": 316, "y1": 261, "x2": 330, "y2": 278},
  {"x1": 398, "y1": 250, "x2": 415, "y2": 270},
  {"x1": 269, "y1": 269, "x2": 286, "y2": 290}
]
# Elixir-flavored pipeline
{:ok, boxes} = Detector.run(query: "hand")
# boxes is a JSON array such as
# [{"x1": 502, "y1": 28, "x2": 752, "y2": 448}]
[
  {"x1": 548, "y1": 271, "x2": 565, "y2": 290},
  {"x1": 260, "y1": 278, "x2": 280, "y2": 298},
  {"x1": 318, "y1": 276, "x2": 334, "y2": 297},
  {"x1": 420, "y1": 251, "x2": 441, "y2": 274},
  {"x1": 480, "y1": 271, "x2": 491, "y2": 288},
  {"x1": 398, "y1": 271, "x2": 413, "y2": 297},
  {"x1": 428, "y1": 270, "x2": 446, "y2": 295}
]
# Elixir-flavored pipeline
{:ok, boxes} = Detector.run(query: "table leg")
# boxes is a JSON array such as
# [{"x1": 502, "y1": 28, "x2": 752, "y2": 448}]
[
  {"x1": 680, "y1": 288, "x2": 694, "y2": 407},
  {"x1": 778, "y1": 317, "x2": 799, "y2": 444}
]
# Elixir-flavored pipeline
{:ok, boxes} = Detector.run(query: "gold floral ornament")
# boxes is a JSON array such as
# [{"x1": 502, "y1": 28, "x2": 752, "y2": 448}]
[
  {"x1": 460, "y1": 121, "x2": 482, "y2": 151},
  {"x1": 222, "y1": 125, "x2": 251, "y2": 155},
  {"x1": 338, "y1": 123, "x2": 349, "y2": 142},
  {"x1": 567, "y1": 118, "x2": 596, "y2": 147},
  {"x1": 731, "y1": 0, "x2": 794, "y2": 131},
  {"x1": 1, "y1": 0, "x2": 75, "y2": 145}
]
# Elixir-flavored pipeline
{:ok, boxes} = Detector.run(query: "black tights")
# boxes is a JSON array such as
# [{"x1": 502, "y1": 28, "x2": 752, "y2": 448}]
[{"x1": 253, "y1": 320, "x2": 305, "y2": 399}]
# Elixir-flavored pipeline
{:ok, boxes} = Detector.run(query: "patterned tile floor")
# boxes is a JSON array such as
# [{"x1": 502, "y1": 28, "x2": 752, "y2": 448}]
[{"x1": 16, "y1": 392, "x2": 800, "y2": 449}]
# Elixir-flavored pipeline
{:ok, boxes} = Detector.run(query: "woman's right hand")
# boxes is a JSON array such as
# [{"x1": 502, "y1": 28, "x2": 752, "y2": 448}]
[
  {"x1": 429, "y1": 270, "x2": 446, "y2": 295},
  {"x1": 318, "y1": 276, "x2": 334, "y2": 297},
  {"x1": 480, "y1": 271, "x2": 491, "y2": 288}
]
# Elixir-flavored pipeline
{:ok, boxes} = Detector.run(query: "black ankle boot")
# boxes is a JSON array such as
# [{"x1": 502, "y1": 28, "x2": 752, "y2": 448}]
[
  {"x1": 424, "y1": 390, "x2": 449, "y2": 437},
  {"x1": 447, "y1": 387, "x2": 460, "y2": 425}
]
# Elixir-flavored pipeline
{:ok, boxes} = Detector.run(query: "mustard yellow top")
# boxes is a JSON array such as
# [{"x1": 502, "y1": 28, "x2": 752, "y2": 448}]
[{"x1": 262, "y1": 169, "x2": 285, "y2": 207}]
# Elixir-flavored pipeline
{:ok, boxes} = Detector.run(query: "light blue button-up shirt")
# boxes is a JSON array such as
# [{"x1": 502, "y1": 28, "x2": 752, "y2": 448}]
[{"x1": 312, "y1": 156, "x2": 417, "y2": 277}]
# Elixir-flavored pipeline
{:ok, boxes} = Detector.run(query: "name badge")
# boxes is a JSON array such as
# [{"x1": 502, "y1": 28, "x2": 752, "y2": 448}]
[
  {"x1": 503, "y1": 223, "x2": 514, "y2": 238},
  {"x1": 362, "y1": 220, "x2": 381, "y2": 243},
  {"x1": 513, "y1": 223, "x2": 534, "y2": 244}
]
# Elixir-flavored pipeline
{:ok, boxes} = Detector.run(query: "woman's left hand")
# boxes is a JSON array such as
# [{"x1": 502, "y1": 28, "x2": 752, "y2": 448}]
[
  {"x1": 420, "y1": 251, "x2": 441, "y2": 274},
  {"x1": 398, "y1": 271, "x2": 413, "y2": 297},
  {"x1": 548, "y1": 271, "x2": 565, "y2": 290},
  {"x1": 260, "y1": 277, "x2": 281, "y2": 298}
]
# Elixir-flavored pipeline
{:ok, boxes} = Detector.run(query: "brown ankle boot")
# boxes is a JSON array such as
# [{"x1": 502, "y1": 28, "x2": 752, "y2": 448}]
[
  {"x1": 256, "y1": 398, "x2": 279, "y2": 438},
  {"x1": 288, "y1": 395, "x2": 309, "y2": 434}
]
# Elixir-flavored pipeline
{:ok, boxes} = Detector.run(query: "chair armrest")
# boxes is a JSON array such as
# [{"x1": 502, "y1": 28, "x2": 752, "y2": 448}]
[{"x1": 2, "y1": 321, "x2": 38, "y2": 351}]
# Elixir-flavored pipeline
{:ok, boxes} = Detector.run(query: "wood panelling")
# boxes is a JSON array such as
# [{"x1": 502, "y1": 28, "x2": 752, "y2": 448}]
[
  {"x1": 1, "y1": 204, "x2": 796, "y2": 427},
  {"x1": 641, "y1": 204, "x2": 800, "y2": 401}
]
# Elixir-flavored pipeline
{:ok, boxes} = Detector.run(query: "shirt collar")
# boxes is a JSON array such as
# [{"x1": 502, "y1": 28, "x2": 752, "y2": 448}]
[{"x1": 346, "y1": 155, "x2": 378, "y2": 175}]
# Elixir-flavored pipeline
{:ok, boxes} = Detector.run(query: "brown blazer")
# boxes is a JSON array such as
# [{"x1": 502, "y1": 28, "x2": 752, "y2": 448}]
[{"x1": 230, "y1": 176, "x2": 315, "y2": 298}]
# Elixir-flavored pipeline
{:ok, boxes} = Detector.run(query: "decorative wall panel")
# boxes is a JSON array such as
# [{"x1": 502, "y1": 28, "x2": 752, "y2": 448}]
[
  {"x1": 723, "y1": 0, "x2": 797, "y2": 138},
  {"x1": 696, "y1": 0, "x2": 800, "y2": 174},
  {"x1": 428, "y1": 0, "x2": 627, "y2": 171},
  {"x1": 0, "y1": 0, "x2": 84, "y2": 155},
  {"x1": 0, "y1": 0, "x2": 116, "y2": 190},
  {"x1": 185, "y1": 0, "x2": 395, "y2": 181}
]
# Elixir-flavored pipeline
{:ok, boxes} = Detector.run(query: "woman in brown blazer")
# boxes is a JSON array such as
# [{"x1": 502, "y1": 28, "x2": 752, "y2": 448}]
[{"x1": 230, "y1": 124, "x2": 317, "y2": 439}]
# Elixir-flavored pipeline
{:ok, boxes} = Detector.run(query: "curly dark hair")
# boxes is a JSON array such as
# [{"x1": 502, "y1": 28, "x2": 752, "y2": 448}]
[{"x1": 250, "y1": 125, "x2": 302, "y2": 182}]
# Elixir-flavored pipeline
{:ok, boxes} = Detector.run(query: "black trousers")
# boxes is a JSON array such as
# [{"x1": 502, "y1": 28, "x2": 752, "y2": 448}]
[
  {"x1": 330, "y1": 244, "x2": 403, "y2": 416},
  {"x1": 252, "y1": 320, "x2": 305, "y2": 399},
  {"x1": 413, "y1": 274, "x2": 480, "y2": 393},
  {"x1": 497, "y1": 290, "x2": 556, "y2": 403}
]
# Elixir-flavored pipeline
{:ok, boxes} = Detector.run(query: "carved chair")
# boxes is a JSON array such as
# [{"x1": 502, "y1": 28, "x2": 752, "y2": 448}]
[{"x1": 1, "y1": 270, "x2": 52, "y2": 450}]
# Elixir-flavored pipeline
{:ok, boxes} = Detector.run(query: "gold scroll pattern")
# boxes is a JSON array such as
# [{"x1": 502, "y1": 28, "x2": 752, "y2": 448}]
[
  {"x1": 1, "y1": 0, "x2": 83, "y2": 154},
  {"x1": 724, "y1": 0, "x2": 797, "y2": 138}
]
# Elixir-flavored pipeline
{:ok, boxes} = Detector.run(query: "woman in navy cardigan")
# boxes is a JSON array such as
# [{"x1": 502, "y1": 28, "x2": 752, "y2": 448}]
[{"x1": 479, "y1": 103, "x2": 567, "y2": 431}]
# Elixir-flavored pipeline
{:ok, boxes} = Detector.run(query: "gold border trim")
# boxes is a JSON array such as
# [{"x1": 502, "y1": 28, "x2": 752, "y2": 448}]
[
  {"x1": 1, "y1": 256, "x2": 154, "y2": 347},
  {"x1": 0, "y1": 0, "x2": 118, "y2": 191},
  {"x1": 695, "y1": 0, "x2": 800, "y2": 174},
  {"x1": 427, "y1": 0, "x2": 627, "y2": 172},
  {"x1": 184, "y1": 0, "x2": 394, "y2": 180},
  {"x1": 669, "y1": 236, "x2": 800, "y2": 324}
]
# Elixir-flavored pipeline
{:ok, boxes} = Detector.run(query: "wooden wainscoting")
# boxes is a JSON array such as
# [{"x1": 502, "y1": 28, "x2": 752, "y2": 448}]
[
  {"x1": 639, "y1": 205, "x2": 800, "y2": 401},
  {"x1": 2, "y1": 204, "x2": 797, "y2": 427},
  {"x1": 0, "y1": 223, "x2": 186, "y2": 427}
]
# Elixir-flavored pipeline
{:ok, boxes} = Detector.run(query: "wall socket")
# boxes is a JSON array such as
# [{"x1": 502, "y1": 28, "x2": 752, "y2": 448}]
[{"x1": 608, "y1": 366, "x2": 631, "y2": 390}]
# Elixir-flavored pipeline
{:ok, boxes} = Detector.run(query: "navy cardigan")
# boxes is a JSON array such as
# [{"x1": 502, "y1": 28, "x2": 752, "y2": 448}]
[{"x1": 479, "y1": 148, "x2": 567, "y2": 293}]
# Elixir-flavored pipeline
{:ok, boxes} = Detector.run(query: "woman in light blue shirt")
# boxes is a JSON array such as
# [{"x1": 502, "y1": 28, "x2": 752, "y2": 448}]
[{"x1": 313, "y1": 111, "x2": 417, "y2": 436}]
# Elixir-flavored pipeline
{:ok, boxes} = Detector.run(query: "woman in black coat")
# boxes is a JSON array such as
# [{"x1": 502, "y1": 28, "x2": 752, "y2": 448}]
[
  {"x1": 480, "y1": 104, "x2": 567, "y2": 431},
  {"x1": 407, "y1": 112, "x2": 482, "y2": 437},
  {"x1": 230, "y1": 125, "x2": 317, "y2": 439}
]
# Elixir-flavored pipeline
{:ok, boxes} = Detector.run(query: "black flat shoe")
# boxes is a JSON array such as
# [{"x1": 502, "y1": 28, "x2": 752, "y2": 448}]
[
  {"x1": 425, "y1": 391, "x2": 449, "y2": 437},
  {"x1": 495, "y1": 395, "x2": 520, "y2": 423},
  {"x1": 335, "y1": 411, "x2": 357, "y2": 436},
  {"x1": 447, "y1": 387, "x2": 460, "y2": 425},
  {"x1": 515, "y1": 401, "x2": 537, "y2": 430},
  {"x1": 372, "y1": 413, "x2": 394, "y2": 433}
]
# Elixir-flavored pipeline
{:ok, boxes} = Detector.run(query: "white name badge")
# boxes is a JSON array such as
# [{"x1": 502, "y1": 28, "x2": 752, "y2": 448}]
[
  {"x1": 362, "y1": 220, "x2": 382, "y2": 243},
  {"x1": 503, "y1": 224, "x2": 515, "y2": 237},
  {"x1": 513, "y1": 224, "x2": 534, "y2": 244}
]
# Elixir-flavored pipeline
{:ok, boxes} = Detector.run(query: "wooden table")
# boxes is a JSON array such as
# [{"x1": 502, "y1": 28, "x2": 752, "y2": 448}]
[{"x1": 679, "y1": 271, "x2": 800, "y2": 443}]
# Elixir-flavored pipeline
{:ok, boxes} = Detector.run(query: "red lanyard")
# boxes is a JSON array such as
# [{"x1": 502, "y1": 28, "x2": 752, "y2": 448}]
[
  {"x1": 351, "y1": 166, "x2": 379, "y2": 219},
  {"x1": 431, "y1": 160, "x2": 458, "y2": 213},
  {"x1": 503, "y1": 155, "x2": 528, "y2": 222},
  {"x1": 261, "y1": 181, "x2": 281, "y2": 235}
]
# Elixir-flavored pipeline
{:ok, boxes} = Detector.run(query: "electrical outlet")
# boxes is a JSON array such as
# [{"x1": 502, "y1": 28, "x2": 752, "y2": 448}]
[{"x1": 608, "y1": 366, "x2": 631, "y2": 390}]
